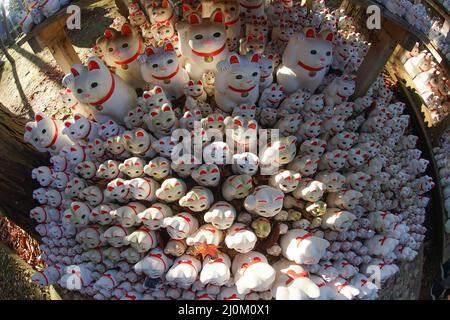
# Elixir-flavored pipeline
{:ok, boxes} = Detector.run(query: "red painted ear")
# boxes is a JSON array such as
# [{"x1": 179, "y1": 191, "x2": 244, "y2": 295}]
[
  {"x1": 248, "y1": 122, "x2": 257, "y2": 129},
  {"x1": 188, "y1": 80, "x2": 194, "y2": 86},
  {"x1": 164, "y1": 42, "x2": 174, "y2": 52},
  {"x1": 143, "y1": 93, "x2": 151, "y2": 99},
  {"x1": 211, "y1": 9, "x2": 224, "y2": 24},
  {"x1": 324, "y1": 31, "x2": 334, "y2": 42},
  {"x1": 70, "y1": 67, "x2": 80, "y2": 77},
  {"x1": 305, "y1": 27, "x2": 316, "y2": 38},
  {"x1": 196, "y1": 80, "x2": 203, "y2": 86},
  {"x1": 123, "y1": 134, "x2": 131, "y2": 140},
  {"x1": 162, "y1": 105, "x2": 172, "y2": 112},
  {"x1": 155, "y1": 87, "x2": 162, "y2": 94},
  {"x1": 161, "y1": 0, "x2": 169, "y2": 8},
  {"x1": 182, "y1": 4, "x2": 191, "y2": 12},
  {"x1": 73, "y1": 204, "x2": 80, "y2": 211},
  {"x1": 26, "y1": 125, "x2": 33, "y2": 132},
  {"x1": 121, "y1": 24, "x2": 133, "y2": 35},
  {"x1": 145, "y1": 47, "x2": 155, "y2": 56},
  {"x1": 117, "y1": 180, "x2": 123, "y2": 186},
  {"x1": 188, "y1": 13, "x2": 201, "y2": 25},
  {"x1": 250, "y1": 53, "x2": 260, "y2": 63},
  {"x1": 104, "y1": 29, "x2": 114, "y2": 39},
  {"x1": 136, "y1": 130, "x2": 145, "y2": 137},
  {"x1": 64, "y1": 122, "x2": 71, "y2": 128},
  {"x1": 150, "y1": 111, "x2": 158, "y2": 117},
  {"x1": 229, "y1": 54, "x2": 240, "y2": 65},
  {"x1": 257, "y1": 35, "x2": 264, "y2": 41},
  {"x1": 88, "y1": 60, "x2": 101, "y2": 71},
  {"x1": 234, "y1": 119, "x2": 243, "y2": 126},
  {"x1": 247, "y1": 35, "x2": 254, "y2": 42},
  {"x1": 196, "y1": 3, "x2": 202, "y2": 11},
  {"x1": 74, "y1": 115, "x2": 81, "y2": 121}
]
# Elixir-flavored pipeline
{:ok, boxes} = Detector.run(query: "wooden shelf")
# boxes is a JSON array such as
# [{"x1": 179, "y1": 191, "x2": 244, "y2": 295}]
[
  {"x1": 386, "y1": 59, "x2": 450, "y2": 264},
  {"x1": 17, "y1": 0, "x2": 101, "y2": 47},
  {"x1": 346, "y1": 0, "x2": 450, "y2": 77},
  {"x1": 424, "y1": 0, "x2": 450, "y2": 22}
]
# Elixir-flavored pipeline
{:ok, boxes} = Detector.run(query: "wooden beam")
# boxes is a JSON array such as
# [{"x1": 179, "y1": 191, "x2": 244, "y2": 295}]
[
  {"x1": 42, "y1": 29, "x2": 81, "y2": 74},
  {"x1": 352, "y1": 28, "x2": 396, "y2": 98}
]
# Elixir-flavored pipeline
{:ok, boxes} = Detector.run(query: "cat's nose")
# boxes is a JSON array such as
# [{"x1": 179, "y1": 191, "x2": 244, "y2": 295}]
[
  {"x1": 204, "y1": 39, "x2": 215, "y2": 45},
  {"x1": 83, "y1": 93, "x2": 91, "y2": 98},
  {"x1": 246, "y1": 80, "x2": 253, "y2": 84},
  {"x1": 114, "y1": 51, "x2": 121, "y2": 56},
  {"x1": 160, "y1": 67, "x2": 167, "y2": 71}
]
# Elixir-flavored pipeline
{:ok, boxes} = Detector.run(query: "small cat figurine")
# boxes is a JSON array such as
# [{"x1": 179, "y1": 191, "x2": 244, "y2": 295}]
[
  {"x1": 177, "y1": 10, "x2": 229, "y2": 79},
  {"x1": 62, "y1": 56, "x2": 137, "y2": 125},
  {"x1": 97, "y1": 24, "x2": 145, "y2": 89},
  {"x1": 139, "y1": 42, "x2": 189, "y2": 100},
  {"x1": 58, "y1": 88, "x2": 92, "y2": 118},
  {"x1": 277, "y1": 27, "x2": 334, "y2": 94},
  {"x1": 146, "y1": 0, "x2": 177, "y2": 25},
  {"x1": 215, "y1": 53, "x2": 261, "y2": 113}
]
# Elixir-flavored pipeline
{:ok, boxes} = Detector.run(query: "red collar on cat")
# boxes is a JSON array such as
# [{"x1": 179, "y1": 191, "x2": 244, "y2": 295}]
[
  {"x1": 225, "y1": 17, "x2": 239, "y2": 26},
  {"x1": 151, "y1": 65, "x2": 180, "y2": 80},
  {"x1": 114, "y1": 39, "x2": 143, "y2": 65},
  {"x1": 228, "y1": 84, "x2": 256, "y2": 93},
  {"x1": 297, "y1": 60, "x2": 325, "y2": 72},
  {"x1": 89, "y1": 72, "x2": 115, "y2": 107},
  {"x1": 240, "y1": 2, "x2": 262, "y2": 9},
  {"x1": 191, "y1": 43, "x2": 226, "y2": 58},
  {"x1": 81, "y1": 121, "x2": 93, "y2": 140},
  {"x1": 44, "y1": 119, "x2": 59, "y2": 149}
]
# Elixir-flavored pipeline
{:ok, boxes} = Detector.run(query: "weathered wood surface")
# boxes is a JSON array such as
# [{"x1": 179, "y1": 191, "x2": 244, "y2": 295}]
[{"x1": 0, "y1": 106, "x2": 48, "y2": 238}]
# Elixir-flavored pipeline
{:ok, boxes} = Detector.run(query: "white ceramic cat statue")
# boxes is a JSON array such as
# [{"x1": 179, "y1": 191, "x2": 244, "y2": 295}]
[
  {"x1": 277, "y1": 27, "x2": 334, "y2": 93},
  {"x1": 176, "y1": 10, "x2": 229, "y2": 79},
  {"x1": 63, "y1": 56, "x2": 137, "y2": 125},
  {"x1": 138, "y1": 41, "x2": 189, "y2": 99},
  {"x1": 215, "y1": 53, "x2": 261, "y2": 113}
]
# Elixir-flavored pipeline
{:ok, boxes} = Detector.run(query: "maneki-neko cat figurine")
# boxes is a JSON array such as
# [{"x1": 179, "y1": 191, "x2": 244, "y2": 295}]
[
  {"x1": 97, "y1": 24, "x2": 145, "y2": 89},
  {"x1": 63, "y1": 57, "x2": 137, "y2": 125},
  {"x1": 138, "y1": 42, "x2": 189, "y2": 100},
  {"x1": 177, "y1": 10, "x2": 229, "y2": 79},
  {"x1": 277, "y1": 27, "x2": 334, "y2": 93}
]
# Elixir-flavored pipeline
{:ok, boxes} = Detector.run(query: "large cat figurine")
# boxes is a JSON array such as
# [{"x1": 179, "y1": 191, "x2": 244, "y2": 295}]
[
  {"x1": 138, "y1": 41, "x2": 189, "y2": 100},
  {"x1": 176, "y1": 10, "x2": 229, "y2": 80},
  {"x1": 97, "y1": 24, "x2": 145, "y2": 90},
  {"x1": 62, "y1": 56, "x2": 137, "y2": 125},
  {"x1": 277, "y1": 27, "x2": 334, "y2": 94},
  {"x1": 215, "y1": 53, "x2": 261, "y2": 113}
]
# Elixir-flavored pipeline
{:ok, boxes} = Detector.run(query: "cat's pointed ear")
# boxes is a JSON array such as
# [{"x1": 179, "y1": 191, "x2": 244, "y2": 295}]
[
  {"x1": 121, "y1": 24, "x2": 134, "y2": 36},
  {"x1": 304, "y1": 27, "x2": 316, "y2": 39},
  {"x1": 210, "y1": 9, "x2": 224, "y2": 24},
  {"x1": 104, "y1": 28, "x2": 117, "y2": 40},
  {"x1": 161, "y1": 0, "x2": 169, "y2": 8},
  {"x1": 196, "y1": 3, "x2": 202, "y2": 11},
  {"x1": 188, "y1": 13, "x2": 201, "y2": 25},
  {"x1": 87, "y1": 58, "x2": 102, "y2": 71},
  {"x1": 229, "y1": 54, "x2": 240, "y2": 65},
  {"x1": 164, "y1": 42, "x2": 175, "y2": 52},
  {"x1": 70, "y1": 67, "x2": 80, "y2": 77},
  {"x1": 250, "y1": 53, "x2": 260, "y2": 63},
  {"x1": 320, "y1": 30, "x2": 334, "y2": 42},
  {"x1": 145, "y1": 46, "x2": 155, "y2": 56},
  {"x1": 182, "y1": 4, "x2": 191, "y2": 12}
]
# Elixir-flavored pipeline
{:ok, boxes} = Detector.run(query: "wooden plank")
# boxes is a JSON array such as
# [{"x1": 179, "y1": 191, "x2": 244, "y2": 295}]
[
  {"x1": 42, "y1": 29, "x2": 81, "y2": 73},
  {"x1": 17, "y1": 0, "x2": 101, "y2": 46},
  {"x1": 352, "y1": 28, "x2": 396, "y2": 98}
]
